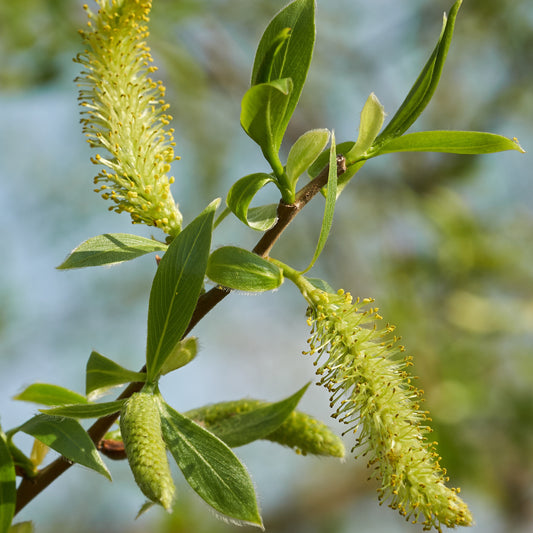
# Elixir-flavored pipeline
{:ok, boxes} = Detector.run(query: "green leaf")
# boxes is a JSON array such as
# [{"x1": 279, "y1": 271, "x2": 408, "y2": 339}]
[
  {"x1": 247, "y1": 205, "x2": 278, "y2": 231},
  {"x1": 253, "y1": 27, "x2": 292, "y2": 85},
  {"x1": 240, "y1": 78, "x2": 293, "y2": 165},
  {"x1": 188, "y1": 383, "x2": 310, "y2": 448},
  {"x1": 18, "y1": 415, "x2": 111, "y2": 480},
  {"x1": 286, "y1": 129, "x2": 330, "y2": 190},
  {"x1": 159, "y1": 337, "x2": 198, "y2": 376},
  {"x1": 251, "y1": 0, "x2": 315, "y2": 146},
  {"x1": 226, "y1": 173, "x2": 277, "y2": 231},
  {"x1": 6, "y1": 441, "x2": 36, "y2": 480},
  {"x1": 371, "y1": 0, "x2": 463, "y2": 151},
  {"x1": 160, "y1": 403, "x2": 262, "y2": 528},
  {"x1": 0, "y1": 431, "x2": 16, "y2": 533},
  {"x1": 14, "y1": 384, "x2": 88, "y2": 406},
  {"x1": 86, "y1": 351, "x2": 146, "y2": 399},
  {"x1": 301, "y1": 132, "x2": 338, "y2": 273},
  {"x1": 57, "y1": 233, "x2": 167, "y2": 269},
  {"x1": 344, "y1": 93, "x2": 385, "y2": 163},
  {"x1": 40, "y1": 400, "x2": 125, "y2": 419},
  {"x1": 146, "y1": 200, "x2": 218, "y2": 382},
  {"x1": 306, "y1": 277, "x2": 335, "y2": 293},
  {"x1": 372, "y1": 130, "x2": 526, "y2": 155},
  {"x1": 207, "y1": 246, "x2": 283, "y2": 292},
  {"x1": 9, "y1": 522, "x2": 34, "y2": 533}
]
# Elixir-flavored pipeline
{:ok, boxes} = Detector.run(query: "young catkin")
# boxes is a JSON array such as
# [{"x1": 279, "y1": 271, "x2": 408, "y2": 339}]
[
  {"x1": 120, "y1": 392, "x2": 175, "y2": 511},
  {"x1": 186, "y1": 400, "x2": 345, "y2": 458}
]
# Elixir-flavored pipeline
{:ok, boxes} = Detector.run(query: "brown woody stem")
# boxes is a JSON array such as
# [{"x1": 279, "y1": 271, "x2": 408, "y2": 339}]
[{"x1": 14, "y1": 156, "x2": 346, "y2": 514}]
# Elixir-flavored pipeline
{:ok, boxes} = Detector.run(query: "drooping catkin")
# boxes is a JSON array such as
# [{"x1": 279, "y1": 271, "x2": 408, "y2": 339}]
[
  {"x1": 301, "y1": 287, "x2": 473, "y2": 531},
  {"x1": 120, "y1": 392, "x2": 175, "y2": 510}
]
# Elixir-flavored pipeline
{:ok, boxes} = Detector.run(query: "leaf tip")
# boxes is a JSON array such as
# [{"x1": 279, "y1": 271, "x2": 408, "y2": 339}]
[
  {"x1": 512, "y1": 136, "x2": 526, "y2": 153},
  {"x1": 209, "y1": 197, "x2": 222, "y2": 211}
]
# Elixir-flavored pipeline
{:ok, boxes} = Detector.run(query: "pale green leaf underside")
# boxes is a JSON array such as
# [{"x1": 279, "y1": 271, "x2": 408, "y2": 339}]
[
  {"x1": 286, "y1": 128, "x2": 330, "y2": 189},
  {"x1": 57, "y1": 233, "x2": 167, "y2": 269},
  {"x1": 247, "y1": 205, "x2": 278, "y2": 231},
  {"x1": 226, "y1": 173, "x2": 277, "y2": 231},
  {"x1": 345, "y1": 93, "x2": 385, "y2": 163}
]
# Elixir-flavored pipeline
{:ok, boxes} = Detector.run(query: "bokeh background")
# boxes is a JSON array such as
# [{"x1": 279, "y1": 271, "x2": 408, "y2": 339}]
[{"x1": 1, "y1": 0, "x2": 532, "y2": 532}]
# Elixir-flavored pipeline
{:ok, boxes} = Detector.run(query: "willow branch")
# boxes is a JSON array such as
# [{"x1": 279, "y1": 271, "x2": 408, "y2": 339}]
[{"x1": 15, "y1": 155, "x2": 346, "y2": 514}]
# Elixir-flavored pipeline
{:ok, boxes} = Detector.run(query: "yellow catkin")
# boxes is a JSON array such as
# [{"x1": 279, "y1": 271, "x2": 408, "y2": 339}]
[
  {"x1": 75, "y1": 0, "x2": 182, "y2": 235},
  {"x1": 302, "y1": 288, "x2": 473, "y2": 531}
]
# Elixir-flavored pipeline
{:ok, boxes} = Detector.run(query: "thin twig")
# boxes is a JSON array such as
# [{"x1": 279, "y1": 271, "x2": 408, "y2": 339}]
[{"x1": 14, "y1": 156, "x2": 346, "y2": 514}]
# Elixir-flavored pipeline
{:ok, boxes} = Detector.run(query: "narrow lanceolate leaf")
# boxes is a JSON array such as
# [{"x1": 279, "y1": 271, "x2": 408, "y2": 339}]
[
  {"x1": 372, "y1": 131, "x2": 525, "y2": 156},
  {"x1": 371, "y1": 0, "x2": 463, "y2": 152},
  {"x1": 226, "y1": 173, "x2": 277, "y2": 231},
  {"x1": 186, "y1": 383, "x2": 309, "y2": 448},
  {"x1": 251, "y1": 0, "x2": 315, "y2": 146},
  {"x1": 146, "y1": 200, "x2": 218, "y2": 382},
  {"x1": 86, "y1": 351, "x2": 146, "y2": 399},
  {"x1": 301, "y1": 132, "x2": 338, "y2": 273},
  {"x1": 57, "y1": 234, "x2": 167, "y2": 269},
  {"x1": 240, "y1": 78, "x2": 293, "y2": 166},
  {"x1": 160, "y1": 403, "x2": 262, "y2": 528},
  {"x1": 0, "y1": 430, "x2": 16, "y2": 533},
  {"x1": 207, "y1": 246, "x2": 284, "y2": 292},
  {"x1": 286, "y1": 129, "x2": 330, "y2": 190},
  {"x1": 14, "y1": 384, "x2": 88, "y2": 406},
  {"x1": 40, "y1": 400, "x2": 125, "y2": 419},
  {"x1": 18, "y1": 415, "x2": 111, "y2": 480}
]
